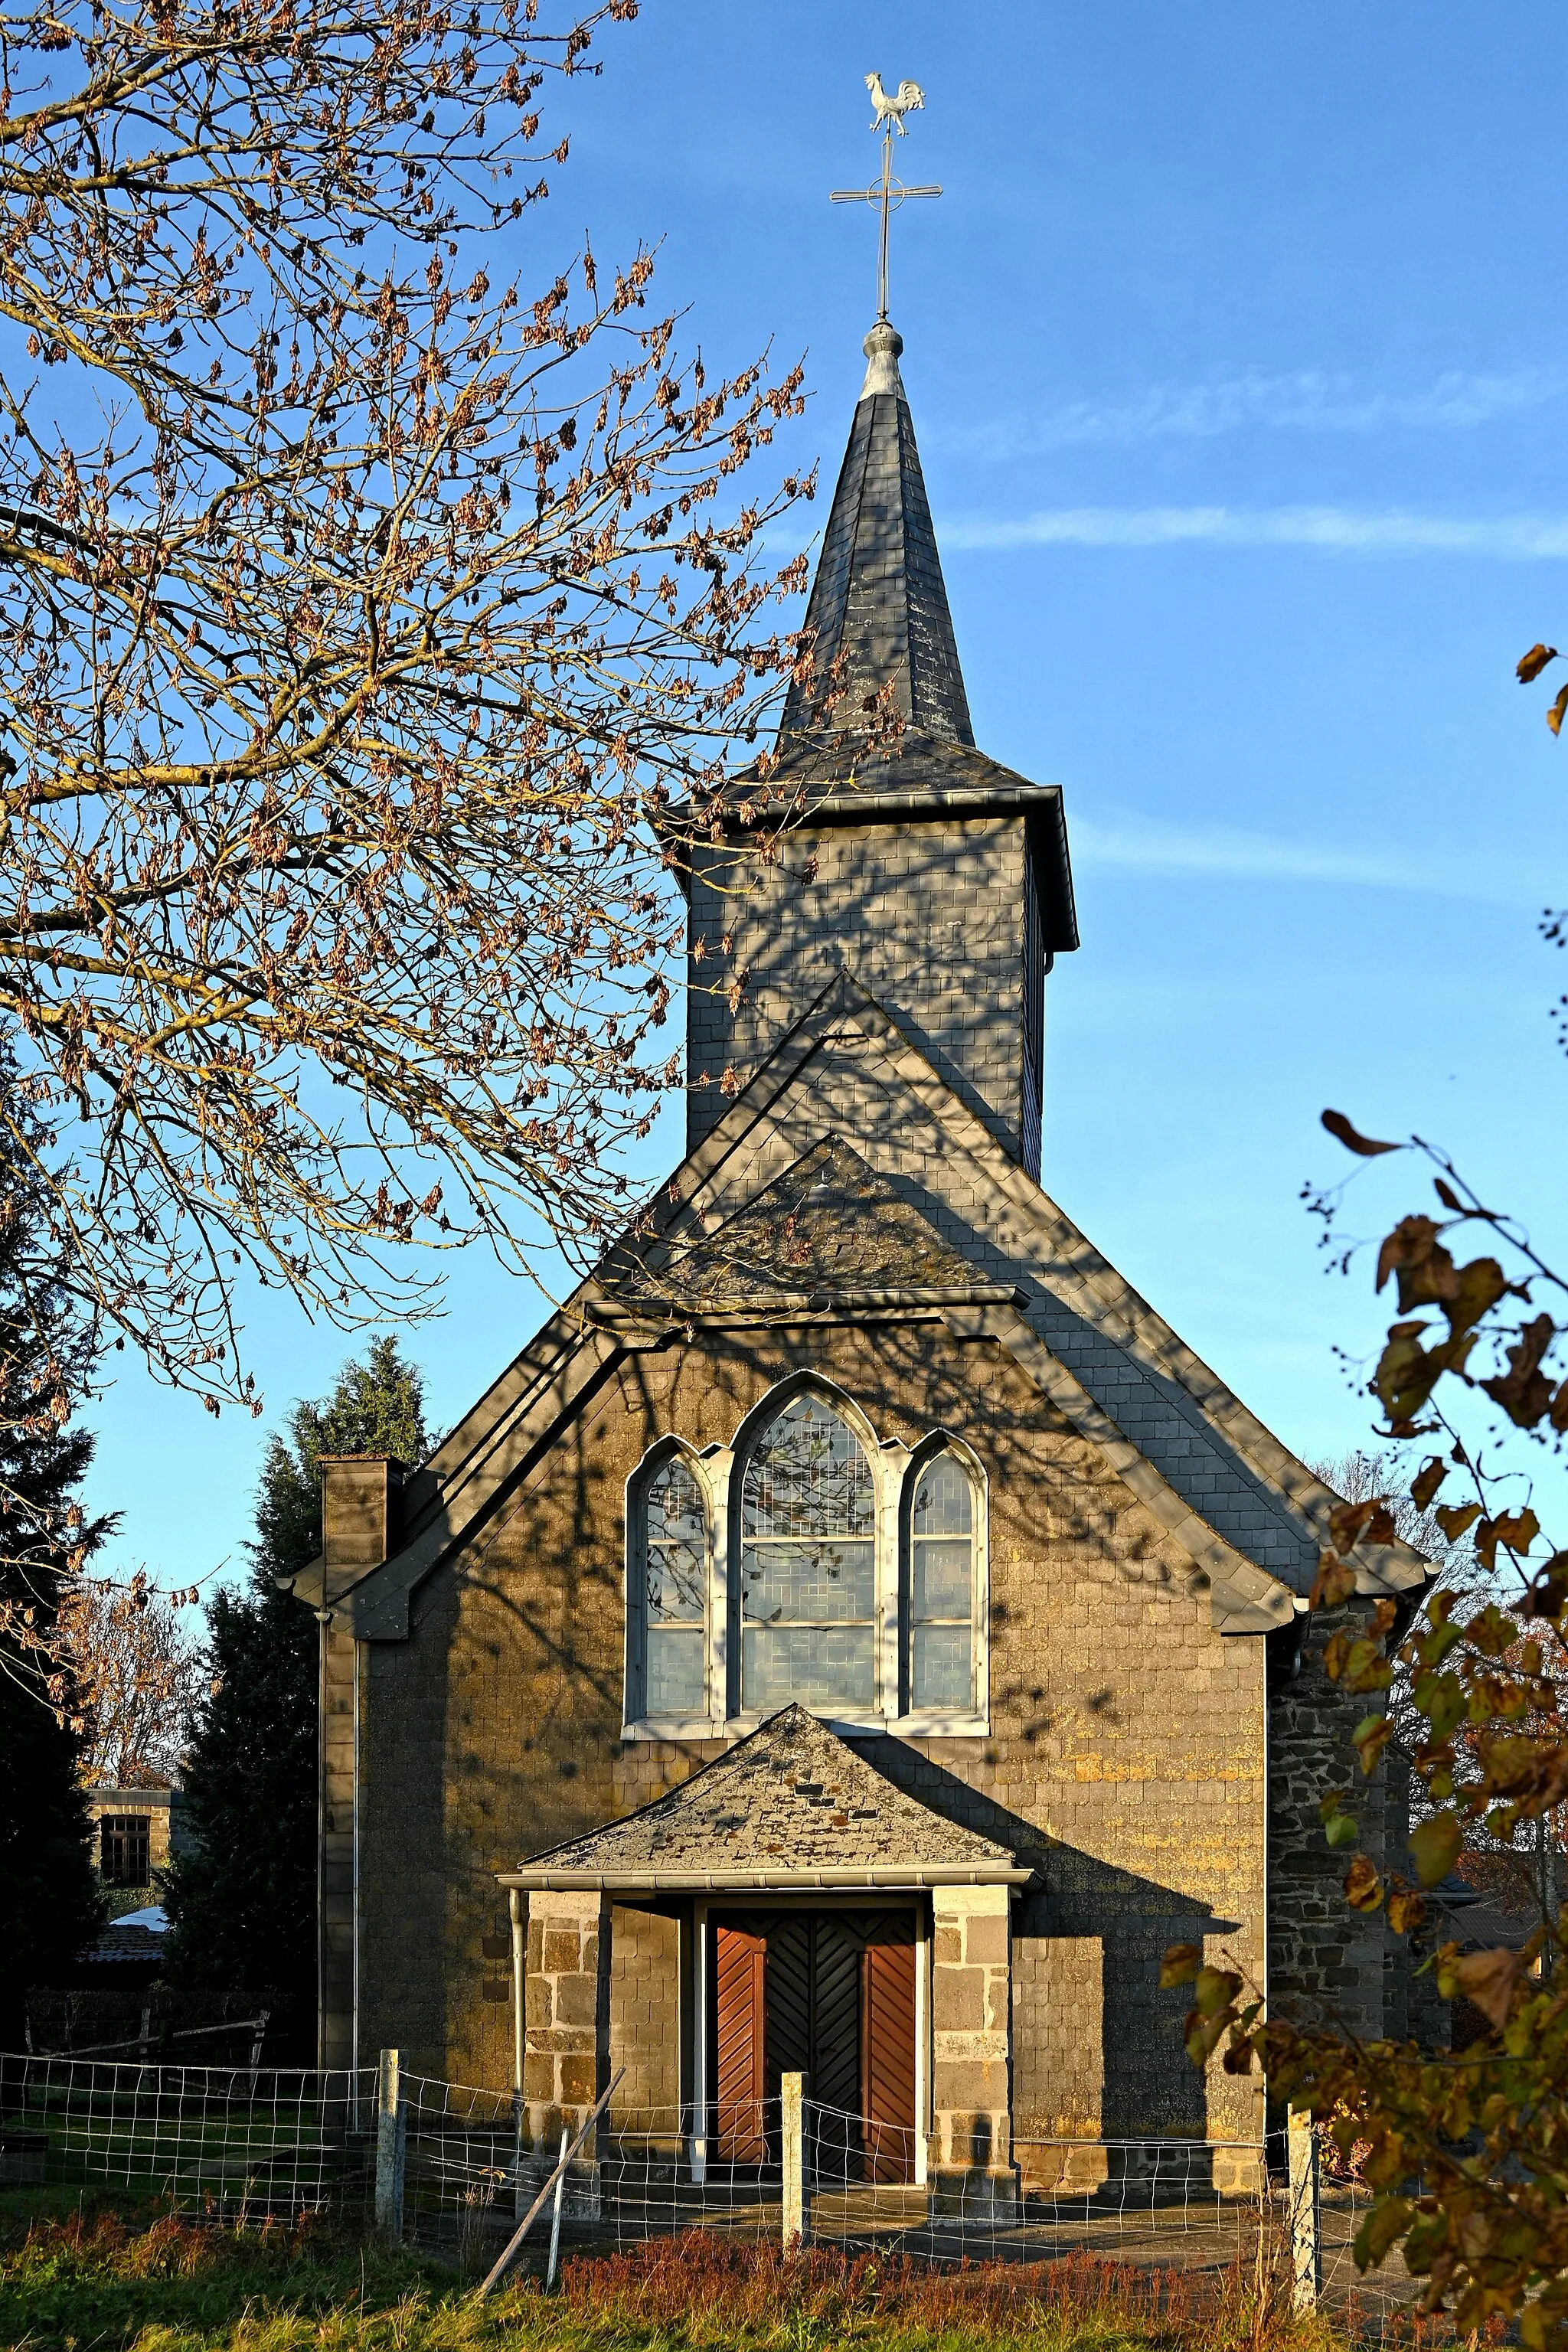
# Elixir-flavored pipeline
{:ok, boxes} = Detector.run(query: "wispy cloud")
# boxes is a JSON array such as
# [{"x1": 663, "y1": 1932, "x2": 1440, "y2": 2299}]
[
  {"x1": 950, "y1": 366, "x2": 1568, "y2": 458},
  {"x1": 946, "y1": 504, "x2": 1568, "y2": 559},
  {"x1": 1073, "y1": 812, "x2": 1541, "y2": 904}
]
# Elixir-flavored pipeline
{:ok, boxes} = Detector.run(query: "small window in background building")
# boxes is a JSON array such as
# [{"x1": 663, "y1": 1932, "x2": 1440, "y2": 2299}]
[
  {"x1": 100, "y1": 1814, "x2": 152, "y2": 1886},
  {"x1": 910, "y1": 1454, "x2": 975, "y2": 1710},
  {"x1": 642, "y1": 1455, "x2": 707, "y2": 1713}
]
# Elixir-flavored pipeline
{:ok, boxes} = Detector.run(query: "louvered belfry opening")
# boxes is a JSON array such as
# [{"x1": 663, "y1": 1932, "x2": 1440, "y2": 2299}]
[{"x1": 710, "y1": 1907, "x2": 917, "y2": 2184}]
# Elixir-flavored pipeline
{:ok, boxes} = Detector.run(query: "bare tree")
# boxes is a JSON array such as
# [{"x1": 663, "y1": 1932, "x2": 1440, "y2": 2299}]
[
  {"x1": 0, "y1": 0, "x2": 809, "y2": 1437},
  {"x1": 64, "y1": 1571, "x2": 204, "y2": 1786}
]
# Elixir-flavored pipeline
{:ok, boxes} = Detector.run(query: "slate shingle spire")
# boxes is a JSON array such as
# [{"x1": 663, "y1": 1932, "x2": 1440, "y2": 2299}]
[{"x1": 778, "y1": 321, "x2": 974, "y2": 749}]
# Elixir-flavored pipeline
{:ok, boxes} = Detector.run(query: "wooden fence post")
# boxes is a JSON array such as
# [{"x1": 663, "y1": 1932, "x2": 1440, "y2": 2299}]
[
  {"x1": 376, "y1": 2047, "x2": 407, "y2": 2242},
  {"x1": 1288, "y1": 2105, "x2": 1320, "y2": 2312},
  {"x1": 781, "y1": 2071, "x2": 810, "y2": 2250}
]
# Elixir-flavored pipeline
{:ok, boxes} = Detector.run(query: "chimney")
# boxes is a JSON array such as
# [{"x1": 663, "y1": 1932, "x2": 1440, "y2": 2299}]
[{"x1": 318, "y1": 1455, "x2": 403, "y2": 1601}]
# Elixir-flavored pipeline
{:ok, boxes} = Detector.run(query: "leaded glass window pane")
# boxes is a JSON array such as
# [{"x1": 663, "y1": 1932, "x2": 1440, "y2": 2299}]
[
  {"x1": 910, "y1": 1455, "x2": 975, "y2": 1711},
  {"x1": 740, "y1": 1396, "x2": 877, "y2": 1710},
  {"x1": 643, "y1": 1456, "x2": 706, "y2": 1714},
  {"x1": 647, "y1": 1626, "x2": 705, "y2": 1713}
]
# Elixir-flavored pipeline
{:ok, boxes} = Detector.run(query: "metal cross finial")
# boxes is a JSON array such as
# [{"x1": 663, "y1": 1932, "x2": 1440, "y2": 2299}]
[{"x1": 831, "y1": 74, "x2": 941, "y2": 323}]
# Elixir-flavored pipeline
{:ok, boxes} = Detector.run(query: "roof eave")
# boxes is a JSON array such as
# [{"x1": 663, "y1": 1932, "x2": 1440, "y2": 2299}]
[{"x1": 497, "y1": 1863, "x2": 1037, "y2": 1892}]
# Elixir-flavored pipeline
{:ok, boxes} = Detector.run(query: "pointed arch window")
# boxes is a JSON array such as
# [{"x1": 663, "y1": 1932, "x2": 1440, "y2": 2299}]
[
  {"x1": 642, "y1": 1455, "x2": 708, "y2": 1715},
  {"x1": 909, "y1": 1452, "x2": 976, "y2": 1711},
  {"x1": 739, "y1": 1394, "x2": 876, "y2": 1711}
]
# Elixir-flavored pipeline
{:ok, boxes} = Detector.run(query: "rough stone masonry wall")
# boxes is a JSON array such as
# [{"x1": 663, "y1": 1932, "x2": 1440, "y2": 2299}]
[
  {"x1": 354, "y1": 1318, "x2": 1269, "y2": 2157},
  {"x1": 1268, "y1": 1599, "x2": 1407, "y2": 2039},
  {"x1": 685, "y1": 817, "x2": 1034, "y2": 1164}
]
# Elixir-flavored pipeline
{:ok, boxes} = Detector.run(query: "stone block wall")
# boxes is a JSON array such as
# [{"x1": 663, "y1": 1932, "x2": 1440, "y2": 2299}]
[
  {"x1": 607, "y1": 1905, "x2": 682, "y2": 2138},
  {"x1": 685, "y1": 816, "x2": 1040, "y2": 1166},
  {"x1": 1011, "y1": 1926, "x2": 1104, "y2": 2143},
  {"x1": 929, "y1": 1885, "x2": 1014, "y2": 2211},
  {"x1": 524, "y1": 1890, "x2": 609, "y2": 2148}
]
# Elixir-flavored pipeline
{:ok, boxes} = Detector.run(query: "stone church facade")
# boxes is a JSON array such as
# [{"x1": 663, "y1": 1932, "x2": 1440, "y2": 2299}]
[{"x1": 291, "y1": 315, "x2": 1429, "y2": 2207}]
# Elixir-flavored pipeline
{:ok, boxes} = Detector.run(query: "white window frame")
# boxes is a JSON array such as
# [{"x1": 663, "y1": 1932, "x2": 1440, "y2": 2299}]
[
  {"x1": 622, "y1": 1380, "x2": 990, "y2": 1741},
  {"x1": 622, "y1": 1438, "x2": 714, "y2": 1738}
]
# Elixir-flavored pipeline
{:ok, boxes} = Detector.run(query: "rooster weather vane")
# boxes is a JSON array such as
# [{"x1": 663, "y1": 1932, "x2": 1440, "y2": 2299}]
[{"x1": 831, "y1": 74, "x2": 941, "y2": 323}]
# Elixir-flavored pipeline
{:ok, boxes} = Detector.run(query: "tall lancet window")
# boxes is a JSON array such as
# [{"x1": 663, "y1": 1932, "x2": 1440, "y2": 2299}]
[
  {"x1": 740, "y1": 1396, "x2": 876, "y2": 1711},
  {"x1": 909, "y1": 1453, "x2": 975, "y2": 1710},
  {"x1": 642, "y1": 1456, "x2": 707, "y2": 1714}
]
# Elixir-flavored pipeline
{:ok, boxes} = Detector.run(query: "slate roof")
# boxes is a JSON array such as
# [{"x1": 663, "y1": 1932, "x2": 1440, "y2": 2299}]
[
  {"x1": 500, "y1": 1704, "x2": 1029, "y2": 1890},
  {"x1": 779, "y1": 322, "x2": 972, "y2": 750}
]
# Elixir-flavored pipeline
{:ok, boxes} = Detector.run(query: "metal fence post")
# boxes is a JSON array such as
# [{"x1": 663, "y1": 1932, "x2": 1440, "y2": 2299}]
[
  {"x1": 781, "y1": 2070, "x2": 810, "y2": 2249},
  {"x1": 375, "y1": 2047, "x2": 407, "y2": 2242},
  {"x1": 1288, "y1": 2105, "x2": 1320, "y2": 2311}
]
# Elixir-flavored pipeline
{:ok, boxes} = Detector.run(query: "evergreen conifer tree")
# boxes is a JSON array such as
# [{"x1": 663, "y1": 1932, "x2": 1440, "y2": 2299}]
[
  {"x1": 0, "y1": 1047, "x2": 106, "y2": 2044},
  {"x1": 163, "y1": 1338, "x2": 427, "y2": 2047}
]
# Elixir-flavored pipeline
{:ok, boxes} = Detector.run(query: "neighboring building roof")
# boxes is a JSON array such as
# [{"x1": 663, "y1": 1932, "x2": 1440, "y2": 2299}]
[
  {"x1": 80, "y1": 1917, "x2": 168, "y2": 1970},
  {"x1": 779, "y1": 321, "x2": 973, "y2": 750},
  {"x1": 500, "y1": 1704, "x2": 1030, "y2": 1892}
]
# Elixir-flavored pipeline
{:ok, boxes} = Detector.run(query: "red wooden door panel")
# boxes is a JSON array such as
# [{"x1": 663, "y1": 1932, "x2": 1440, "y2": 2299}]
[
  {"x1": 714, "y1": 1922, "x2": 767, "y2": 2161},
  {"x1": 861, "y1": 1917, "x2": 918, "y2": 2184}
]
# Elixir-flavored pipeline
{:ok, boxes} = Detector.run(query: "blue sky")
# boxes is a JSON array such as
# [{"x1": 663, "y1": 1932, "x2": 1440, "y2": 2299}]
[{"x1": 84, "y1": 1, "x2": 1568, "y2": 1587}]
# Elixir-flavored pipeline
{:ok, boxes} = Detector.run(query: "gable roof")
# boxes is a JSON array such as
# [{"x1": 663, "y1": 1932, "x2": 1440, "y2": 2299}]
[
  {"x1": 309, "y1": 964, "x2": 1426, "y2": 1645},
  {"x1": 594, "y1": 1134, "x2": 995, "y2": 1315},
  {"x1": 498, "y1": 1704, "x2": 1030, "y2": 1891}
]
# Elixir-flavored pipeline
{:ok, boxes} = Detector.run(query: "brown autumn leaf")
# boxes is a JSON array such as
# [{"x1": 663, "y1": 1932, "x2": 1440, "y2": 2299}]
[
  {"x1": 1387, "y1": 1889, "x2": 1427, "y2": 1936},
  {"x1": 1344, "y1": 1854, "x2": 1384, "y2": 1911},
  {"x1": 1323, "y1": 1108, "x2": 1400, "y2": 1157},
  {"x1": 1411, "y1": 1455, "x2": 1448, "y2": 1510},
  {"x1": 1447, "y1": 1945, "x2": 1522, "y2": 2032},
  {"x1": 1435, "y1": 1500, "x2": 1483, "y2": 1543},
  {"x1": 1354, "y1": 1710, "x2": 1393, "y2": 1774},
  {"x1": 1310, "y1": 1550, "x2": 1358, "y2": 1609},
  {"x1": 1478, "y1": 1508, "x2": 1542, "y2": 1571},
  {"x1": 1159, "y1": 1942, "x2": 1203, "y2": 1989},
  {"x1": 1377, "y1": 1217, "x2": 1458, "y2": 1311},
  {"x1": 1330, "y1": 1497, "x2": 1380, "y2": 1549},
  {"x1": 1517, "y1": 642, "x2": 1560, "y2": 684},
  {"x1": 1481, "y1": 1314, "x2": 1557, "y2": 1428},
  {"x1": 1551, "y1": 681, "x2": 1568, "y2": 737},
  {"x1": 1524, "y1": 1553, "x2": 1568, "y2": 1619},
  {"x1": 1446, "y1": 1256, "x2": 1509, "y2": 1334}
]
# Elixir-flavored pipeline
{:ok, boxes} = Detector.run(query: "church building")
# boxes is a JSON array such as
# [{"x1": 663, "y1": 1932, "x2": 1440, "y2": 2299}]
[{"x1": 292, "y1": 310, "x2": 1429, "y2": 2210}]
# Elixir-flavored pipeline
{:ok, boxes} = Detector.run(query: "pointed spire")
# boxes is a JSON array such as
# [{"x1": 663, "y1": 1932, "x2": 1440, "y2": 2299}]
[{"x1": 778, "y1": 321, "x2": 975, "y2": 750}]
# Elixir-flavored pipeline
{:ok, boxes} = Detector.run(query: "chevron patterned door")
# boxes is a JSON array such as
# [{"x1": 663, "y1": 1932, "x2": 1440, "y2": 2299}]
[
  {"x1": 714, "y1": 1922, "x2": 768, "y2": 2161},
  {"x1": 861, "y1": 1916, "x2": 919, "y2": 2182},
  {"x1": 710, "y1": 1909, "x2": 918, "y2": 2181}
]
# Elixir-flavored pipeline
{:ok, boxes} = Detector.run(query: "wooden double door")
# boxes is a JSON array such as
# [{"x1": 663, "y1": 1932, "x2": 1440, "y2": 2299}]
[{"x1": 710, "y1": 1906, "x2": 918, "y2": 2182}]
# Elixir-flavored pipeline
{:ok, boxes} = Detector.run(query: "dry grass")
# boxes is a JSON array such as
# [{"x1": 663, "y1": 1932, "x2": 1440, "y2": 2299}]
[{"x1": 0, "y1": 2207, "x2": 1475, "y2": 2352}]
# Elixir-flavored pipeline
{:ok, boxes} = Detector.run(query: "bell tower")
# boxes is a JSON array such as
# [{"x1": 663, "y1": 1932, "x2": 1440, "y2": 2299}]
[{"x1": 681, "y1": 316, "x2": 1077, "y2": 1174}]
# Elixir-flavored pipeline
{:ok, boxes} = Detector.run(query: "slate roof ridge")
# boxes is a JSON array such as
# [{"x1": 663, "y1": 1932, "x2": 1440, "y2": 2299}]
[
  {"x1": 499, "y1": 1702, "x2": 1022, "y2": 1883},
  {"x1": 777, "y1": 319, "x2": 975, "y2": 753}
]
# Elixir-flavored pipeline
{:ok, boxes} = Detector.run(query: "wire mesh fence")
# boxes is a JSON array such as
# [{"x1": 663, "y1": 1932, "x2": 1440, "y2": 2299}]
[
  {"x1": 0, "y1": 2053, "x2": 1436, "y2": 2337},
  {"x1": 0, "y1": 2051, "x2": 374, "y2": 2221}
]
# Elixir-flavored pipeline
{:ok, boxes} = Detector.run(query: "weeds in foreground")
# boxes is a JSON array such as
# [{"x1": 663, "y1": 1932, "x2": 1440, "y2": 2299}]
[{"x1": 0, "y1": 2208, "x2": 1489, "y2": 2352}]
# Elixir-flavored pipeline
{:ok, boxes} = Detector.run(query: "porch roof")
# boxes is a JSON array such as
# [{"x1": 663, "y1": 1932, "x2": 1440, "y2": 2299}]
[{"x1": 497, "y1": 1704, "x2": 1031, "y2": 1893}]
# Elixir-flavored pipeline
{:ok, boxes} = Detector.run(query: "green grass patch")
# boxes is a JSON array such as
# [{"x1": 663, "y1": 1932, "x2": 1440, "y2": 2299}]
[{"x1": 0, "y1": 2207, "x2": 1460, "y2": 2352}]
